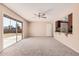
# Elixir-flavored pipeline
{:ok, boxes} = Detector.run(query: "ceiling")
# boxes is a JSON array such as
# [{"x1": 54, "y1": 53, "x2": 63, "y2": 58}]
[{"x1": 3, "y1": 3, "x2": 77, "y2": 22}]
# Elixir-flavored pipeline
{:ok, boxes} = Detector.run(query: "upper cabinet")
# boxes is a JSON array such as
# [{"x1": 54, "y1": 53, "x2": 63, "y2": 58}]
[{"x1": 55, "y1": 13, "x2": 73, "y2": 34}]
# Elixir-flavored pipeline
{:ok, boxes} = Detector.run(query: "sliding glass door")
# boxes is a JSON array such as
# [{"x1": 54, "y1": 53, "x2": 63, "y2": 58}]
[
  {"x1": 17, "y1": 22, "x2": 22, "y2": 41},
  {"x1": 10, "y1": 19, "x2": 17, "y2": 42},
  {"x1": 3, "y1": 15, "x2": 23, "y2": 49},
  {"x1": 3, "y1": 17, "x2": 16, "y2": 48}
]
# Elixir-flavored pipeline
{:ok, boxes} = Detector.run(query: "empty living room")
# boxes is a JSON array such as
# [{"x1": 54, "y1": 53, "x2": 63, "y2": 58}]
[{"x1": 0, "y1": 2, "x2": 79, "y2": 57}]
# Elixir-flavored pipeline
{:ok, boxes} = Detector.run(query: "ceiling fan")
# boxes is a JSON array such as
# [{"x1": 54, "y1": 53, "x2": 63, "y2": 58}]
[
  {"x1": 34, "y1": 11, "x2": 47, "y2": 19},
  {"x1": 34, "y1": 8, "x2": 53, "y2": 19}
]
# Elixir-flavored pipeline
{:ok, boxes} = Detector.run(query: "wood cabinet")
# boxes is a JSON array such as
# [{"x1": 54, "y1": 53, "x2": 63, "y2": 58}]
[
  {"x1": 68, "y1": 13, "x2": 72, "y2": 33},
  {"x1": 55, "y1": 13, "x2": 72, "y2": 34}
]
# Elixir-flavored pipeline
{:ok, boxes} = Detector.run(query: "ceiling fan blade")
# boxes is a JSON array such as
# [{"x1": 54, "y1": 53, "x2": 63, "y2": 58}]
[
  {"x1": 41, "y1": 13, "x2": 46, "y2": 16},
  {"x1": 34, "y1": 12, "x2": 41, "y2": 17},
  {"x1": 42, "y1": 17, "x2": 47, "y2": 18}
]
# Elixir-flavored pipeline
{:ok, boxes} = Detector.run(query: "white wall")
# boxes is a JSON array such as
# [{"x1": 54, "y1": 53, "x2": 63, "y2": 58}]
[
  {"x1": 0, "y1": 4, "x2": 29, "y2": 51},
  {"x1": 53, "y1": 4, "x2": 79, "y2": 53},
  {"x1": 29, "y1": 22, "x2": 53, "y2": 36},
  {"x1": 46, "y1": 23, "x2": 53, "y2": 36}
]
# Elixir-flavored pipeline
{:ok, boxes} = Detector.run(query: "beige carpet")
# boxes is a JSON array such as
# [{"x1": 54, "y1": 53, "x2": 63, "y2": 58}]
[{"x1": 0, "y1": 37, "x2": 79, "y2": 56}]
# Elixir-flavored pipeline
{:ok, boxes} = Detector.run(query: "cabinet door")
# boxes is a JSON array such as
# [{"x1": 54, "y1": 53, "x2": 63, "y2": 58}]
[{"x1": 68, "y1": 13, "x2": 72, "y2": 33}]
